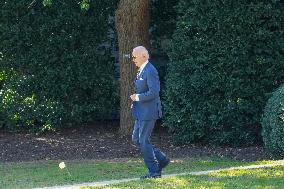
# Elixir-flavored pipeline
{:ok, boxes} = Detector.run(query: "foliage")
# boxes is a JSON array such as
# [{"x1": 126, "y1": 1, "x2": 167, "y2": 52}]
[
  {"x1": 150, "y1": 0, "x2": 179, "y2": 54},
  {"x1": 0, "y1": 0, "x2": 118, "y2": 132},
  {"x1": 262, "y1": 84, "x2": 284, "y2": 157},
  {"x1": 164, "y1": 0, "x2": 284, "y2": 146}
]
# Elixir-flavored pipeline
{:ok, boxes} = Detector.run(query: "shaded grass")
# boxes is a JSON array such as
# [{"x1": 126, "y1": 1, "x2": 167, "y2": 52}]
[
  {"x1": 87, "y1": 165, "x2": 284, "y2": 189},
  {"x1": 0, "y1": 157, "x2": 281, "y2": 189},
  {"x1": 0, "y1": 159, "x2": 143, "y2": 189}
]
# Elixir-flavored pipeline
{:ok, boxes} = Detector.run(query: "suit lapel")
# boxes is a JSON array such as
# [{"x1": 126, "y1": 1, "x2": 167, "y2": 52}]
[{"x1": 139, "y1": 62, "x2": 150, "y2": 79}]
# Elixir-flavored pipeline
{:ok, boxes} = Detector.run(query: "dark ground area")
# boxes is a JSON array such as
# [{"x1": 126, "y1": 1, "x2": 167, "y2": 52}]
[{"x1": 0, "y1": 121, "x2": 274, "y2": 163}]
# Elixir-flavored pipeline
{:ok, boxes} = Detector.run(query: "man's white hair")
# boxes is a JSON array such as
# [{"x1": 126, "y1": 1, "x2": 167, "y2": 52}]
[{"x1": 133, "y1": 46, "x2": 149, "y2": 59}]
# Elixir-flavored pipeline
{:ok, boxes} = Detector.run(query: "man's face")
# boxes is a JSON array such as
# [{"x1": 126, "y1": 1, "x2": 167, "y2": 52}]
[{"x1": 132, "y1": 50, "x2": 145, "y2": 68}]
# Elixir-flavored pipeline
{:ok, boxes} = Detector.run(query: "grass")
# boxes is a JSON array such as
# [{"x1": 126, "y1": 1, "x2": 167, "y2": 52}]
[
  {"x1": 0, "y1": 157, "x2": 283, "y2": 189},
  {"x1": 87, "y1": 165, "x2": 284, "y2": 189}
]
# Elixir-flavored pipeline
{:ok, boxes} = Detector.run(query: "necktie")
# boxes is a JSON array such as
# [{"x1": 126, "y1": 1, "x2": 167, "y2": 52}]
[{"x1": 136, "y1": 69, "x2": 140, "y2": 79}]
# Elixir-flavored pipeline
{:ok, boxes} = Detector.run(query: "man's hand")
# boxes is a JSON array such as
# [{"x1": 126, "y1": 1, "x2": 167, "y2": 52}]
[{"x1": 130, "y1": 94, "x2": 137, "y2": 101}]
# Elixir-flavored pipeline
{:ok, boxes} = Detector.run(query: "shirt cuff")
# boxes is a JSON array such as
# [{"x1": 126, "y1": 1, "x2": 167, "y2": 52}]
[{"x1": 135, "y1": 94, "x2": 140, "y2": 101}]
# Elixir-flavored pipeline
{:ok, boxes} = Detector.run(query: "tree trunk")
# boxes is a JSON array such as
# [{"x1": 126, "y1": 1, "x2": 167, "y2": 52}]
[{"x1": 115, "y1": 0, "x2": 150, "y2": 135}]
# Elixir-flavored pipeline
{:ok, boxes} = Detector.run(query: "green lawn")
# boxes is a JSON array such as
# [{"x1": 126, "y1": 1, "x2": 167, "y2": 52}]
[
  {"x1": 0, "y1": 157, "x2": 283, "y2": 189},
  {"x1": 87, "y1": 165, "x2": 284, "y2": 189}
]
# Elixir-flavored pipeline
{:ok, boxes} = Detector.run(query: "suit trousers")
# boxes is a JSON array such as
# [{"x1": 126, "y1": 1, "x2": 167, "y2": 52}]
[{"x1": 132, "y1": 119, "x2": 167, "y2": 176}]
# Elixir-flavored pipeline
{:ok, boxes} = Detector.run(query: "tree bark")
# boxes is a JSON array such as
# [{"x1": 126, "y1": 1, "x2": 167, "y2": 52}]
[{"x1": 115, "y1": 0, "x2": 150, "y2": 135}]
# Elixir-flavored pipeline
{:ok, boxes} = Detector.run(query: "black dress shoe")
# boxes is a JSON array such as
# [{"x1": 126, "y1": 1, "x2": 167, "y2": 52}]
[
  {"x1": 159, "y1": 158, "x2": 170, "y2": 170},
  {"x1": 140, "y1": 174, "x2": 161, "y2": 179}
]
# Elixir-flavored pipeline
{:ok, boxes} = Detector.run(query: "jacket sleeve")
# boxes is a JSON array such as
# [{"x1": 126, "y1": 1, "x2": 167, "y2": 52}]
[{"x1": 137, "y1": 67, "x2": 160, "y2": 102}]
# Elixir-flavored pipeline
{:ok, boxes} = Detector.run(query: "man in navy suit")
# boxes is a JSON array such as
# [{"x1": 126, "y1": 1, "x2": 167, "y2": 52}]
[{"x1": 130, "y1": 46, "x2": 170, "y2": 179}]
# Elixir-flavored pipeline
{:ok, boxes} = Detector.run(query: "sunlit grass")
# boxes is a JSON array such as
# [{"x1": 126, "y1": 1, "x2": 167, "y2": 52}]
[
  {"x1": 210, "y1": 165, "x2": 284, "y2": 178},
  {"x1": 88, "y1": 166, "x2": 284, "y2": 189},
  {"x1": 1, "y1": 158, "x2": 283, "y2": 189}
]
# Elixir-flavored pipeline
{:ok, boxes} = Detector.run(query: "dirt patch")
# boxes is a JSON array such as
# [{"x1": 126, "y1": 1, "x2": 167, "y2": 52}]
[{"x1": 0, "y1": 122, "x2": 274, "y2": 163}]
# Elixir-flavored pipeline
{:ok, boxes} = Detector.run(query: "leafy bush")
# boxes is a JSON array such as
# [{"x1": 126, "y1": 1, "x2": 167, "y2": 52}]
[
  {"x1": 0, "y1": 0, "x2": 118, "y2": 132},
  {"x1": 151, "y1": 0, "x2": 179, "y2": 54},
  {"x1": 164, "y1": 0, "x2": 284, "y2": 146},
  {"x1": 262, "y1": 84, "x2": 284, "y2": 157}
]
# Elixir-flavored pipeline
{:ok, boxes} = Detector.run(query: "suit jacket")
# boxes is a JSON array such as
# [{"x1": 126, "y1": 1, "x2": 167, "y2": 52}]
[{"x1": 131, "y1": 62, "x2": 162, "y2": 120}]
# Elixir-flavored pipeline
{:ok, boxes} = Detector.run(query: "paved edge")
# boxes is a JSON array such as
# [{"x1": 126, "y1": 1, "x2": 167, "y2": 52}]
[{"x1": 34, "y1": 160, "x2": 284, "y2": 189}]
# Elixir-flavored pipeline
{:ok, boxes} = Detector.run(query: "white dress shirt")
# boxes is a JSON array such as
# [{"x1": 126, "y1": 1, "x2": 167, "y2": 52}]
[{"x1": 135, "y1": 60, "x2": 148, "y2": 101}]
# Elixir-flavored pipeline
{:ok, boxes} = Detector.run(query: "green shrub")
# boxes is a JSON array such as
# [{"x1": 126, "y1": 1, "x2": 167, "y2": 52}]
[
  {"x1": 164, "y1": 0, "x2": 284, "y2": 146},
  {"x1": 262, "y1": 84, "x2": 284, "y2": 157},
  {"x1": 0, "y1": 0, "x2": 118, "y2": 132},
  {"x1": 151, "y1": 0, "x2": 179, "y2": 54}
]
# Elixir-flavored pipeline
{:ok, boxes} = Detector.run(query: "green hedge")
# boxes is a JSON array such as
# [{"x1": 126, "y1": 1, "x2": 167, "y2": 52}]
[
  {"x1": 0, "y1": 0, "x2": 118, "y2": 132},
  {"x1": 262, "y1": 84, "x2": 284, "y2": 157},
  {"x1": 164, "y1": 0, "x2": 284, "y2": 146},
  {"x1": 151, "y1": 0, "x2": 179, "y2": 54}
]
